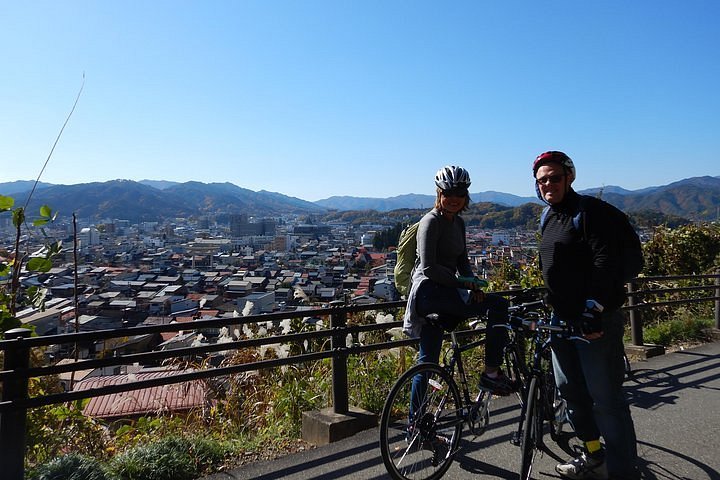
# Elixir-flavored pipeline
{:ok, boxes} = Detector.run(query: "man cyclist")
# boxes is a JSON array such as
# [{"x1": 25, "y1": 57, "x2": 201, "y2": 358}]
[{"x1": 533, "y1": 151, "x2": 640, "y2": 480}]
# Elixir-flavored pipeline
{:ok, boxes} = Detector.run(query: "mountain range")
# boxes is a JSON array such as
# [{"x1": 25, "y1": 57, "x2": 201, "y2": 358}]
[
  {"x1": 1, "y1": 176, "x2": 719, "y2": 222},
  {"x1": 0, "y1": 180, "x2": 324, "y2": 222}
]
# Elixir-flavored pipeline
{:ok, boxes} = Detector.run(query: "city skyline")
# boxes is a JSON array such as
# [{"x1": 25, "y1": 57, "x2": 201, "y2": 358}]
[{"x1": 2, "y1": 1, "x2": 718, "y2": 201}]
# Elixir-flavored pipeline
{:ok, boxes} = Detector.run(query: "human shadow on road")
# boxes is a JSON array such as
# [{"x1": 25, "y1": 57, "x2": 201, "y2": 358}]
[
  {"x1": 625, "y1": 348, "x2": 720, "y2": 410},
  {"x1": 635, "y1": 437, "x2": 720, "y2": 480}
]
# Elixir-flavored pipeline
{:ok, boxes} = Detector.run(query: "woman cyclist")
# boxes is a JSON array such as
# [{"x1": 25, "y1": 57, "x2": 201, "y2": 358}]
[{"x1": 402, "y1": 165, "x2": 514, "y2": 420}]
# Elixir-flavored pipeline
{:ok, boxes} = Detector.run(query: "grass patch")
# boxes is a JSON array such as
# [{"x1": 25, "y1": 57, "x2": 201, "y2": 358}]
[
  {"x1": 109, "y1": 435, "x2": 230, "y2": 480},
  {"x1": 29, "y1": 453, "x2": 111, "y2": 480},
  {"x1": 642, "y1": 316, "x2": 714, "y2": 347}
]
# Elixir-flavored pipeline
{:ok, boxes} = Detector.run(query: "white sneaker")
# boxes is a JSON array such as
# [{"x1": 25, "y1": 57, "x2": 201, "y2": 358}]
[{"x1": 555, "y1": 451, "x2": 608, "y2": 479}]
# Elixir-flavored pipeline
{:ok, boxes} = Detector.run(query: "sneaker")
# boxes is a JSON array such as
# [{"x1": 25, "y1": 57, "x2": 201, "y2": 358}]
[
  {"x1": 556, "y1": 450, "x2": 608, "y2": 479},
  {"x1": 479, "y1": 371, "x2": 517, "y2": 395}
]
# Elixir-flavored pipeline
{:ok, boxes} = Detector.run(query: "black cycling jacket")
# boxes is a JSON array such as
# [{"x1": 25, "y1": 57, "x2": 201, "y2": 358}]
[{"x1": 538, "y1": 190, "x2": 626, "y2": 319}]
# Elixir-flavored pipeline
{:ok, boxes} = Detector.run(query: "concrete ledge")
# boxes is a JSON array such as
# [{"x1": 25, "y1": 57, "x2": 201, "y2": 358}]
[
  {"x1": 703, "y1": 328, "x2": 720, "y2": 340},
  {"x1": 301, "y1": 406, "x2": 377, "y2": 446},
  {"x1": 625, "y1": 343, "x2": 665, "y2": 360}
]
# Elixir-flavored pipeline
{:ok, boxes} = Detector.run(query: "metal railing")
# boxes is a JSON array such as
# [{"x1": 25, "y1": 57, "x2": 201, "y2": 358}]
[
  {"x1": 624, "y1": 273, "x2": 720, "y2": 344},
  {"x1": 2, "y1": 274, "x2": 719, "y2": 478}
]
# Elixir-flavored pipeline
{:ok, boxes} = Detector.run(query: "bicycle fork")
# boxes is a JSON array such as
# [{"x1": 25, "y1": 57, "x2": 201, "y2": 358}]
[{"x1": 510, "y1": 378, "x2": 532, "y2": 446}]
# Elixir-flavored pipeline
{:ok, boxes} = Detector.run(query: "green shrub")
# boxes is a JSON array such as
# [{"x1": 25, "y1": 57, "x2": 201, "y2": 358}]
[
  {"x1": 109, "y1": 435, "x2": 229, "y2": 480},
  {"x1": 27, "y1": 400, "x2": 109, "y2": 467},
  {"x1": 643, "y1": 316, "x2": 713, "y2": 346},
  {"x1": 29, "y1": 453, "x2": 111, "y2": 480},
  {"x1": 187, "y1": 435, "x2": 233, "y2": 473},
  {"x1": 348, "y1": 352, "x2": 402, "y2": 413},
  {"x1": 269, "y1": 362, "x2": 331, "y2": 437}
]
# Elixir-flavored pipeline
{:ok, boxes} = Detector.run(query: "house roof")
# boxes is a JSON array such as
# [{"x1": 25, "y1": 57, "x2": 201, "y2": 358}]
[
  {"x1": 55, "y1": 359, "x2": 96, "y2": 383},
  {"x1": 74, "y1": 369, "x2": 207, "y2": 419}
]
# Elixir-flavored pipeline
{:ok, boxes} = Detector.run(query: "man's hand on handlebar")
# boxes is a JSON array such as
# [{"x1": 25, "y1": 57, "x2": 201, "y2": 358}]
[{"x1": 578, "y1": 299, "x2": 604, "y2": 340}]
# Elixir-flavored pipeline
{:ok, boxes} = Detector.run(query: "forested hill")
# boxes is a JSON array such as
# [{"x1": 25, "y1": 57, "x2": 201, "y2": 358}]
[
  {"x1": 320, "y1": 202, "x2": 545, "y2": 230},
  {"x1": 319, "y1": 201, "x2": 689, "y2": 231}
]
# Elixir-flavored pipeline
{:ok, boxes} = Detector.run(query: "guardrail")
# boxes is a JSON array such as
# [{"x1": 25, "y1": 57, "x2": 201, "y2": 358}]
[
  {"x1": 624, "y1": 273, "x2": 720, "y2": 344},
  {"x1": 2, "y1": 275, "x2": 719, "y2": 478}
]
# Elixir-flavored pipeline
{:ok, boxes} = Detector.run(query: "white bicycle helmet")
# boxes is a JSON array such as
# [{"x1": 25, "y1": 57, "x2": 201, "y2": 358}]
[{"x1": 434, "y1": 165, "x2": 471, "y2": 191}]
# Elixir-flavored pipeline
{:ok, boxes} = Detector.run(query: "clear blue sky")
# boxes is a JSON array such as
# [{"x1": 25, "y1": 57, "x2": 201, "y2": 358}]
[{"x1": 2, "y1": 1, "x2": 718, "y2": 202}]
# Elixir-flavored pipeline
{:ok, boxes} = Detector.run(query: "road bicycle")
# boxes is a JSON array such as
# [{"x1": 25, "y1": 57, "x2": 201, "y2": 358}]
[
  {"x1": 510, "y1": 306, "x2": 638, "y2": 479},
  {"x1": 378, "y1": 294, "x2": 553, "y2": 480},
  {"x1": 512, "y1": 313, "x2": 579, "y2": 480},
  {"x1": 379, "y1": 313, "x2": 492, "y2": 480}
]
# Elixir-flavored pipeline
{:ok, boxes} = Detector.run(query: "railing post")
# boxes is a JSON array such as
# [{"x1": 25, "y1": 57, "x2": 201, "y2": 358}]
[
  {"x1": 715, "y1": 270, "x2": 720, "y2": 330},
  {"x1": 626, "y1": 280, "x2": 643, "y2": 346},
  {"x1": 1, "y1": 328, "x2": 32, "y2": 480},
  {"x1": 330, "y1": 309, "x2": 349, "y2": 415}
]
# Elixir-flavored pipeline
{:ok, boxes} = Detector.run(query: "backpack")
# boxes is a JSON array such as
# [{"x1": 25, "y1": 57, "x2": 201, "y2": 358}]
[
  {"x1": 393, "y1": 222, "x2": 420, "y2": 297},
  {"x1": 393, "y1": 217, "x2": 468, "y2": 297},
  {"x1": 540, "y1": 195, "x2": 644, "y2": 283}
]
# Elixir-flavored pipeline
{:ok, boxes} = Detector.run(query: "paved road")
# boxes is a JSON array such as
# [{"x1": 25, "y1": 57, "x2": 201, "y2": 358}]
[{"x1": 201, "y1": 341, "x2": 720, "y2": 480}]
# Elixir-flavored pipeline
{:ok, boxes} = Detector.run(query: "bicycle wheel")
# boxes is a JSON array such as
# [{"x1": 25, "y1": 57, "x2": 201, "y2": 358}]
[
  {"x1": 519, "y1": 376, "x2": 542, "y2": 480},
  {"x1": 380, "y1": 362, "x2": 463, "y2": 480}
]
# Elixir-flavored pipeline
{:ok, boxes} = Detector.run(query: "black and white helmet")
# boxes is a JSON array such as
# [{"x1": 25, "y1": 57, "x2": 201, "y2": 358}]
[{"x1": 434, "y1": 165, "x2": 471, "y2": 191}]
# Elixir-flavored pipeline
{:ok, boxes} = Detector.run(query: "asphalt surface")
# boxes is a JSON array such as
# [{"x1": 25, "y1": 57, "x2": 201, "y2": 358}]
[{"x1": 200, "y1": 341, "x2": 720, "y2": 480}]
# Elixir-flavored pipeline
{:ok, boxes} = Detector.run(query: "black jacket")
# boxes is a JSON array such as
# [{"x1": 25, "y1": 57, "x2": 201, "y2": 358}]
[{"x1": 539, "y1": 190, "x2": 627, "y2": 319}]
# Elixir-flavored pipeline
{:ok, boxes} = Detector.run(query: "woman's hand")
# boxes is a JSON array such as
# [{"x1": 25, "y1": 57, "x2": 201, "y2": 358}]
[
  {"x1": 461, "y1": 279, "x2": 485, "y2": 303},
  {"x1": 470, "y1": 289, "x2": 485, "y2": 303}
]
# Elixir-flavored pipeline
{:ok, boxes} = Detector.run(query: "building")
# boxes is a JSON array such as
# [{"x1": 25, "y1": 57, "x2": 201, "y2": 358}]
[
  {"x1": 230, "y1": 214, "x2": 277, "y2": 237},
  {"x1": 236, "y1": 291, "x2": 275, "y2": 315},
  {"x1": 78, "y1": 226, "x2": 101, "y2": 247}
]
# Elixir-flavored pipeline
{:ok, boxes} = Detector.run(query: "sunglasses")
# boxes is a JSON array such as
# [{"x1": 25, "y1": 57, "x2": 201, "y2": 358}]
[
  {"x1": 536, "y1": 174, "x2": 566, "y2": 185},
  {"x1": 441, "y1": 188, "x2": 468, "y2": 198}
]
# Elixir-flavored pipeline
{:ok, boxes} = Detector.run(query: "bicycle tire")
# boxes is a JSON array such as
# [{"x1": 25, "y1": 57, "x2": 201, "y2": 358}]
[
  {"x1": 380, "y1": 362, "x2": 463, "y2": 480},
  {"x1": 519, "y1": 376, "x2": 541, "y2": 480}
]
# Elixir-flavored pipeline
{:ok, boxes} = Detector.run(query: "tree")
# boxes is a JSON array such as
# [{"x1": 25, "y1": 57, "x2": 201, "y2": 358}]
[
  {"x1": 372, "y1": 223, "x2": 404, "y2": 251},
  {"x1": 1, "y1": 196, "x2": 60, "y2": 334},
  {"x1": 643, "y1": 223, "x2": 720, "y2": 276}
]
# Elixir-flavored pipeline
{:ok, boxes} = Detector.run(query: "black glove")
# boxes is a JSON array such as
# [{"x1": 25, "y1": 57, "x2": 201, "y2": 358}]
[{"x1": 579, "y1": 299, "x2": 604, "y2": 335}]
